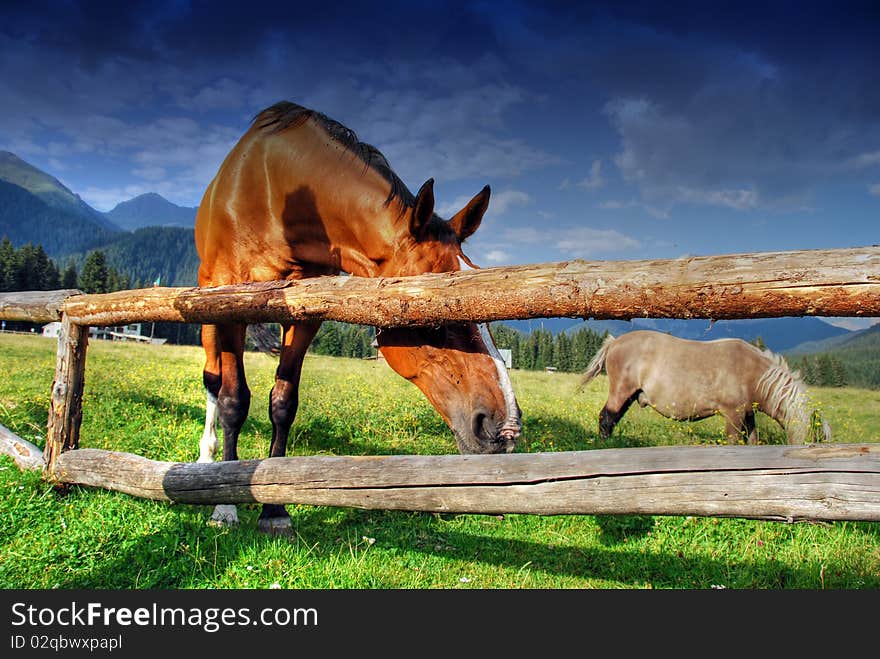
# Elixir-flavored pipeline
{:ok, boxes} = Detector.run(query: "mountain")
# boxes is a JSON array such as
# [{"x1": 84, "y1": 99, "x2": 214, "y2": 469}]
[
  {"x1": 0, "y1": 179, "x2": 120, "y2": 257},
  {"x1": 0, "y1": 151, "x2": 119, "y2": 231},
  {"x1": 503, "y1": 316, "x2": 852, "y2": 353},
  {"x1": 105, "y1": 192, "x2": 197, "y2": 231}
]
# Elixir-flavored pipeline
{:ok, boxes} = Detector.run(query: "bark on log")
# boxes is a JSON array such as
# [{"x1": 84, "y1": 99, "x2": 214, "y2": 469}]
[
  {"x1": 55, "y1": 246, "x2": 880, "y2": 327},
  {"x1": 0, "y1": 289, "x2": 81, "y2": 323},
  {"x1": 0, "y1": 422, "x2": 45, "y2": 471},
  {"x1": 51, "y1": 444, "x2": 880, "y2": 522},
  {"x1": 43, "y1": 315, "x2": 89, "y2": 472}
]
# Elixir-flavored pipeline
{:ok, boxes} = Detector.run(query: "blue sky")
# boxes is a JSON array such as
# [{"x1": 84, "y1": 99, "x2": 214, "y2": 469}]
[{"x1": 1, "y1": 1, "x2": 877, "y2": 279}]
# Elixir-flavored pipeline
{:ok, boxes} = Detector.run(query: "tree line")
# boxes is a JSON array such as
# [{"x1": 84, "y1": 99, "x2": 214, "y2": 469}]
[
  {"x1": 792, "y1": 354, "x2": 848, "y2": 388},
  {"x1": 0, "y1": 238, "x2": 131, "y2": 294},
  {"x1": 489, "y1": 323, "x2": 608, "y2": 372},
  {"x1": 0, "y1": 239, "x2": 199, "y2": 342},
  {"x1": 305, "y1": 321, "x2": 609, "y2": 373}
]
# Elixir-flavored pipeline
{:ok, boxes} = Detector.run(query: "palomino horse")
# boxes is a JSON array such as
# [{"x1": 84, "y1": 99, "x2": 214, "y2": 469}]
[
  {"x1": 581, "y1": 330, "x2": 831, "y2": 445},
  {"x1": 195, "y1": 101, "x2": 522, "y2": 532}
]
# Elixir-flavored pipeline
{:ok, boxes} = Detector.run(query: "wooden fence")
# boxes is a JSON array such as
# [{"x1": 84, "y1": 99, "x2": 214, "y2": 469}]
[{"x1": 1, "y1": 246, "x2": 879, "y2": 522}]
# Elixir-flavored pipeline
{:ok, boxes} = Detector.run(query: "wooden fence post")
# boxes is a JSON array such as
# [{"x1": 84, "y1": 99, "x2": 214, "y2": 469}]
[{"x1": 44, "y1": 315, "x2": 89, "y2": 475}]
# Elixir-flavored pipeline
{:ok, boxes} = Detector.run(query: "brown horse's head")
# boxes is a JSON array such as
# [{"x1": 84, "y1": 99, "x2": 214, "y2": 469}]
[{"x1": 376, "y1": 179, "x2": 522, "y2": 454}]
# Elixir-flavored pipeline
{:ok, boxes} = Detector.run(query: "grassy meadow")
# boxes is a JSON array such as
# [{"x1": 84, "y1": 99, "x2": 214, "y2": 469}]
[{"x1": 1, "y1": 332, "x2": 878, "y2": 589}]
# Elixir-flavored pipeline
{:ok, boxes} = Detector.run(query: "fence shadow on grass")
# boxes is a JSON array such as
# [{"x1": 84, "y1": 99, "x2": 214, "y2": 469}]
[
  {"x1": 19, "y1": 492, "x2": 877, "y2": 590},
  {"x1": 277, "y1": 505, "x2": 874, "y2": 589}
]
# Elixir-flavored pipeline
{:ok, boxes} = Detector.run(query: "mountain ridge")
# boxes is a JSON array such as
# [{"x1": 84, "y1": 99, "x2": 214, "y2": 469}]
[
  {"x1": 105, "y1": 192, "x2": 197, "y2": 231},
  {"x1": 0, "y1": 151, "x2": 120, "y2": 232}
]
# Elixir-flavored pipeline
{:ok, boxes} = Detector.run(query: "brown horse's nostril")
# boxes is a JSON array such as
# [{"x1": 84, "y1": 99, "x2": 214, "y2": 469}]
[{"x1": 472, "y1": 411, "x2": 492, "y2": 441}]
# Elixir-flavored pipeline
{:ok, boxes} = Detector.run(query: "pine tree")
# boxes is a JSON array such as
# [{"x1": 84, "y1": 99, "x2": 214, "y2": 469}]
[
  {"x1": 817, "y1": 354, "x2": 835, "y2": 387},
  {"x1": 79, "y1": 251, "x2": 109, "y2": 294},
  {"x1": 0, "y1": 238, "x2": 15, "y2": 291},
  {"x1": 554, "y1": 331, "x2": 573, "y2": 372},
  {"x1": 60, "y1": 263, "x2": 79, "y2": 289}
]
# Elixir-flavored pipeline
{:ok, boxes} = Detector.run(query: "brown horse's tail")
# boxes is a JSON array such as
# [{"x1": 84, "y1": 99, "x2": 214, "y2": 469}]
[{"x1": 579, "y1": 334, "x2": 616, "y2": 391}]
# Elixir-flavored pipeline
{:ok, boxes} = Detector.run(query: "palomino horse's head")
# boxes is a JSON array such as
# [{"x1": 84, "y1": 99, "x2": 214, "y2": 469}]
[{"x1": 376, "y1": 179, "x2": 522, "y2": 454}]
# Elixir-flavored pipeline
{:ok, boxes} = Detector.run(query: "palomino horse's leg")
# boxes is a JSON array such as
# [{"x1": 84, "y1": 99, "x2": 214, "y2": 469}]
[
  {"x1": 723, "y1": 410, "x2": 749, "y2": 445},
  {"x1": 598, "y1": 394, "x2": 638, "y2": 439},
  {"x1": 743, "y1": 411, "x2": 757, "y2": 445},
  {"x1": 207, "y1": 323, "x2": 250, "y2": 527},
  {"x1": 258, "y1": 321, "x2": 322, "y2": 535}
]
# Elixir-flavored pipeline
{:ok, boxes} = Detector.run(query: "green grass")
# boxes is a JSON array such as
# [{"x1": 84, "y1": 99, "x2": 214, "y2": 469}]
[{"x1": 1, "y1": 332, "x2": 878, "y2": 589}]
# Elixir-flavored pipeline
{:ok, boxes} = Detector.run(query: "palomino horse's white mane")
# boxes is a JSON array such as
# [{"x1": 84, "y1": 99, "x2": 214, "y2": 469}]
[{"x1": 755, "y1": 349, "x2": 811, "y2": 432}]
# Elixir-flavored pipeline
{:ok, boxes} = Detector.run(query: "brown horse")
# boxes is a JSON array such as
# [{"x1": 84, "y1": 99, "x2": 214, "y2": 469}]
[
  {"x1": 581, "y1": 330, "x2": 831, "y2": 445},
  {"x1": 194, "y1": 101, "x2": 522, "y2": 532}
]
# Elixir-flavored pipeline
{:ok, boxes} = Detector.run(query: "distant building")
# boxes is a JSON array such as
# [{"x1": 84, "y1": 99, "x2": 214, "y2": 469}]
[
  {"x1": 41, "y1": 322, "x2": 166, "y2": 345},
  {"x1": 42, "y1": 321, "x2": 62, "y2": 338}
]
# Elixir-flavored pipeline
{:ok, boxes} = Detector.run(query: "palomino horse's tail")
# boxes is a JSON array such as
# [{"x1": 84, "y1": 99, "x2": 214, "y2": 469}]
[{"x1": 579, "y1": 334, "x2": 616, "y2": 391}]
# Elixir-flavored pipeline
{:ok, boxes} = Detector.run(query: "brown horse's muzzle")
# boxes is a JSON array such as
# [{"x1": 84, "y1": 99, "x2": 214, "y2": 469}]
[{"x1": 452, "y1": 406, "x2": 521, "y2": 455}]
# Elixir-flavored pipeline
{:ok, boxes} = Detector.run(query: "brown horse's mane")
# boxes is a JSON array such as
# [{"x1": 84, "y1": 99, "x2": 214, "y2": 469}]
[{"x1": 255, "y1": 101, "x2": 415, "y2": 210}]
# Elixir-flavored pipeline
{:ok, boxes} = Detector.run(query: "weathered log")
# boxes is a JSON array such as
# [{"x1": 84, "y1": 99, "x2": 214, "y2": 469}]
[
  {"x1": 43, "y1": 315, "x2": 89, "y2": 472},
  {"x1": 55, "y1": 246, "x2": 880, "y2": 327},
  {"x1": 51, "y1": 444, "x2": 880, "y2": 522},
  {"x1": 0, "y1": 289, "x2": 81, "y2": 323},
  {"x1": 0, "y1": 422, "x2": 45, "y2": 471}
]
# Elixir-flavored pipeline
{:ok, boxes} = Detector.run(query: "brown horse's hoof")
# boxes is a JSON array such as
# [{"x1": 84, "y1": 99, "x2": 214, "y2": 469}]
[
  {"x1": 207, "y1": 504, "x2": 239, "y2": 527},
  {"x1": 258, "y1": 516, "x2": 293, "y2": 536}
]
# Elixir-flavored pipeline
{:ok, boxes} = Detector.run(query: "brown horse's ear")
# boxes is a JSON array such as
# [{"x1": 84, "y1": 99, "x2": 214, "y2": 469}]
[
  {"x1": 449, "y1": 185, "x2": 490, "y2": 242},
  {"x1": 410, "y1": 178, "x2": 435, "y2": 240}
]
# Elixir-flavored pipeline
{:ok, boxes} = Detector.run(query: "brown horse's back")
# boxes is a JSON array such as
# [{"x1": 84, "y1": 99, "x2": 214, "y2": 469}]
[{"x1": 195, "y1": 112, "x2": 396, "y2": 287}]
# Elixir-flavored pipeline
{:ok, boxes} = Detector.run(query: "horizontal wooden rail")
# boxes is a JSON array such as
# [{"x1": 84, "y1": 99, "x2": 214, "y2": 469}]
[
  {"x1": 0, "y1": 423, "x2": 45, "y2": 472},
  {"x1": 41, "y1": 443, "x2": 880, "y2": 522},
  {"x1": 1, "y1": 246, "x2": 876, "y2": 327},
  {"x1": 0, "y1": 289, "x2": 81, "y2": 323}
]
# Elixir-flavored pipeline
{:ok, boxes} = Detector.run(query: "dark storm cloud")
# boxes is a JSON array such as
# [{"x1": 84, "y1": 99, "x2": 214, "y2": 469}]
[
  {"x1": 493, "y1": 1, "x2": 880, "y2": 209},
  {"x1": 1, "y1": 0, "x2": 877, "y2": 214}
]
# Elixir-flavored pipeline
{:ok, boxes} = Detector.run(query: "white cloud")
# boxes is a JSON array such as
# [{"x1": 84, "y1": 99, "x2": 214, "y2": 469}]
[
  {"x1": 599, "y1": 198, "x2": 670, "y2": 219},
  {"x1": 560, "y1": 161, "x2": 605, "y2": 192},
  {"x1": 577, "y1": 159, "x2": 604, "y2": 191},
  {"x1": 674, "y1": 186, "x2": 759, "y2": 210},
  {"x1": 501, "y1": 225, "x2": 640, "y2": 258},
  {"x1": 869, "y1": 183, "x2": 880, "y2": 197},
  {"x1": 851, "y1": 152, "x2": 880, "y2": 168},
  {"x1": 437, "y1": 188, "x2": 531, "y2": 220},
  {"x1": 554, "y1": 227, "x2": 641, "y2": 255},
  {"x1": 179, "y1": 78, "x2": 251, "y2": 112},
  {"x1": 133, "y1": 165, "x2": 167, "y2": 181},
  {"x1": 483, "y1": 249, "x2": 511, "y2": 263}
]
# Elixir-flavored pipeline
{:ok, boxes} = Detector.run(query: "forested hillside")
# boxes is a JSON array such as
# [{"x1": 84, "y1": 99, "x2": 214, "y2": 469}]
[
  {"x1": 789, "y1": 325, "x2": 880, "y2": 389},
  {"x1": 60, "y1": 226, "x2": 199, "y2": 287},
  {"x1": 0, "y1": 180, "x2": 119, "y2": 257}
]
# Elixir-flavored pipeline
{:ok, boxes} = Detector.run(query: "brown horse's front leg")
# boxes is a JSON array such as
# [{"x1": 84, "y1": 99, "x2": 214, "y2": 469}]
[
  {"x1": 259, "y1": 322, "x2": 322, "y2": 535},
  {"x1": 208, "y1": 323, "x2": 250, "y2": 527}
]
